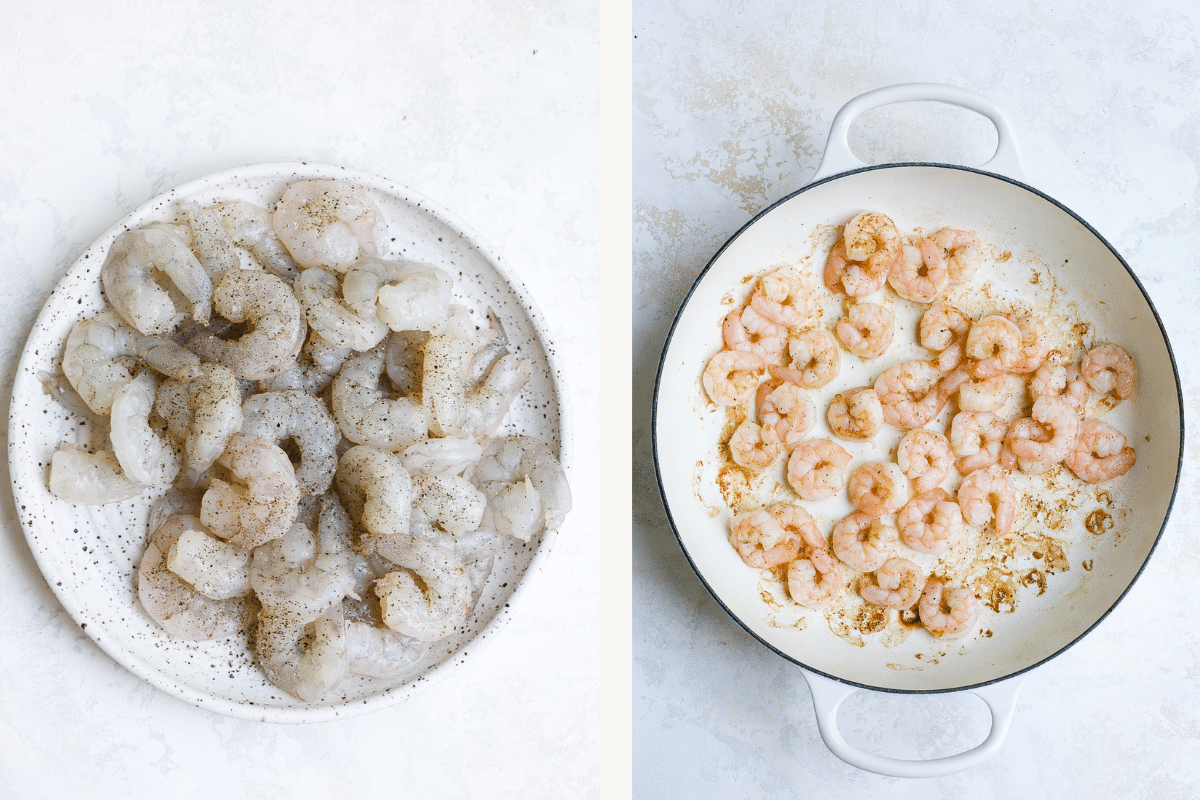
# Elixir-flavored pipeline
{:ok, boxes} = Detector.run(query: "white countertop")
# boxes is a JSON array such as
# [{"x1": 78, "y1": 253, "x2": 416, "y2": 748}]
[
  {"x1": 0, "y1": 2, "x2": 599, "y2": 797},
  {"x1": 635, "y1": 0, "x2": 1200, "y2": 795}
]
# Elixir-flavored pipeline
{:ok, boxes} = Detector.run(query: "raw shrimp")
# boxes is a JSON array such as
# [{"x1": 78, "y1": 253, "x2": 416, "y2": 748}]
[
  {"x1": 401, "y1": 436, "x2": 483, "y2": 478},
  {"x1": 723, "y1": 305, "x2": 786, "y2": 361},
  {"x1": 256, "y1": 607, "x2": 348, "y2": 702},
  {"x1": 835, "y1": 302, "x2": 895, "y2": 359},
  {"x1": 848, "y1": 461, "x2": 911, "y2": 517},
  {"x1": 422, "y1": 333, "x2": 533, "y2": 439},
  {"x1": 919, "y1": 579, "x2": 979, "y2": 639},
  {"x1": 999, "y1": 418, "x2": 1052, "y2": 475},
  {"x1": 456, "y1": 353, "x2": 533, "y2": 440},
  {"x1": 385, "y1": 329, "x2": 428, "y2": 396},
  {"x1": 157, "y1": 363, "x2": 244, "y2": 487},
  {"x1": 729, "y1": 508, "x2": 801, "y2": 569},
  {"x1": 272, "y1": 179, "x2": 388, "y2": 271},
  {"x1": 787, "y1": 438, "x2": 852, "y2": 501},
  {"x1": 181, "y1": 202, "x2": 239, "y2": 283},
  {"x1": 928, "y1": 228, "x2": 984, "y2": 284},
  {"x1": 250, "y1": 500, "x2": 356, "y2": 621},
  {"x1": 919, "y1": 302, "x2": 970, "y2": 372},
  {"x1": 1081, "y1": 344, "x2": 1137, "y2": 401},
  {"x1": 702, "y1": 349, "x2": 765, "y2": 406},
  {"x1": 728, "y1": 419, "x2": 782, "y2": 470},
  {"x1": 956, "y1": 372, "x2": 1010, "y2": 413},
  {"x1": 62, "y1": 310, "x2": 201, "y2": 415},
  {"x1": 344, "y1": 620, "x2": 430, "y2": 679},
  {"x1": 1008, "y1": 316, "x2": 1050, "y2": 374},
  {"x1": 215, "y1": 200, "x2": 299, "y2": 280},
  {"x1": 965, "y1": 315, "x2": 1022, "y2": 378},
  {"x1": 165, "y1": 526, "x2": 252, "y2": 600},
  {"x1": 897, "y1": 488, "x2": 964, "y2": 554},
  {"x1": 473, "y1": 435, "x2": 572, "y2": 536},
  {"x1": 109, "y1": 371, "x2": 182, "y2": 487},
  {"x1": 949, "y1": 411, "x2": 1006, "y2": 473},
  {"x1": 896, "y1": 428, "x2": 953, "y2": 493},
  {"x1": 831, "y1": 512, "x2": 898, "y2": 573},
  {"x1": 241, "y1": 390, "x2": 339, "y2": 495},
  {"x1": 787, "y1": 549, "x2": 843, "y2": 609},
  {"x1": 342, "y1": 257, "x2": 454, "y2": 332},
  {"x1": 957, "y1": 466, "x2": 1016, "y2": 535},
  {"x1": 411, "y1": 473, "x2": 487, "y2": 537},
  {"x1": 874, "y1": 361, "x2": 967, "y2": 429},
  {"x1": 200, "y1": 433, "x2": 301, "y2": 549},
  {"x1": 770, "y1": 330, "x2": 840, "y2": 388},
  {"x1": 888, "y1": 240, "x2": 949, "y2": 303},
  {"x1": 294, "y1": 267, "x2": 389, "y2": 351},
  {"x1": 335, "y1": 444, "x2": 413, "y2": 538},
  {"x1": 373, "y1": 534, "x2": 472, "y2": 642},
  {"x1": 1029, "y1": 361, "x2": 1087, "y2": 413},
  {"x1": 827, "y1": 386, "x2": 884, "y2": 441},
  {"x1": 186, "y1": 268, "x2": 305, "y2": 380},
  {"x1": 48, "y1": 445, "x2": 145, "y2": 504},
  {"x1": 259, "y1": 330, "x2": 352, "y2": 395},
  {"x1": 1065, "y1": 419, "x2": 1136, "y2": 483},
  {"x1": 1009, "y1": 396, "x2": 1080, "y2": 465},
  {"x1": 756, "y1": 378, "x2": 814, "y2": 447},
  {"x1": 100, "y1": 227, "x2": 212, "y2": 335},
  {"x1": 860, "y1": 558, "x2": 923, "y2": 609},
  {"x1": 332, "y1": 343, "x2": 430, "y2": 451},
  {"x1": 136, "y1": 514, "x2": 253, "y2": 640}
]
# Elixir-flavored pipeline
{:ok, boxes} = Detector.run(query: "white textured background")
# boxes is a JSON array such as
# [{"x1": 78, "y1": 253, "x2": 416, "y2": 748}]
[
  {"x1": 0, "y1": 1, "x2": 599, "y2": 797},
  {"x1": 634, "y1": 0, "x2": 1200, "y2": 796}
]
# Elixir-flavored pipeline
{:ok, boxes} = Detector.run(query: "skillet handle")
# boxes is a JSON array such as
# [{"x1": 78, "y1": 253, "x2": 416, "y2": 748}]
[
  {"x1": 809, "y1": 83, "x2": 1027, "y2": 184},
  {"x1": 801, "y1": 668, "x2": 1024, "y2": 778}
]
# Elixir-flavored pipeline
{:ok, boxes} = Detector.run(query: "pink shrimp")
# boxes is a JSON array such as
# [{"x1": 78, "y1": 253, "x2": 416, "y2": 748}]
[
  {"x1": 957, "y1": 466, "x2": 1016, "y2": 536},
  {"x1": 860, "y1": 558, "x2": 924, "y2": 609},
  {"x1": 702, "y1": 349, "x2": 765, "y2": 406},
  {"x1": 835, "y1": 302, "x2": 895, "y2": 359},
  {"x1": 1081, "y1": 344, "x2": 1137, "y2": 401},
  {"x1": 897, "y1": 488, "x2": 965, "y2": 555},
  {"x1": 848, "y1": 461, "x2": 911, "y2": 517},
  {"x1": 1065, "y1": 419, "x2": 1136, "y2": 483},
  {"x1": 895, "y1": 428, "x2": 953, "y2": 493},
  {"x1": 787, "y1": 549, "x2": 843, "y2": 609},
  {"x1": 831, "y1": 512, "x2": 898, "y2": 573},
  {"x1": 919, "y1": 579, "x2": 980, "y2": 639},
  {"x1": 723, "y1": 305, "x2": 786, "y2": 361},
  {"x1": 787, "y1": 438, "x2": 852, "y2": 501},
  {"x1": 756, "y1": 378, "x2": 815, "y2": 448},
  {"x1": 889, "y1": 239, "x2": 949, "y2": 302},
  {"x1": 949, "y1": 410, "x2": 1006, "y2": 473}
]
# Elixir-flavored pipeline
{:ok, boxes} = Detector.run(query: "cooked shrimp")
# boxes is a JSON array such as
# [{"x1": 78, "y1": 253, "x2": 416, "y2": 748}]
[
  {"x1": 897, "y1": 488, "x2": 964, "y2": 554},
  {"x1": 787, "y1": 438, "x2": 852, "y2": 501},
  {"x1": 109, "y1": 371, "x2": 182, "y2": 487},
  {"x1": 771, "y1": 329, "x2": 840, "y2": 388},
  {"x1": 181, "y1": 201, "x2": 239, "y2": 283},
  {"x1": 787, "y1": 549, "x2": 843, "y2": 609},
  {"x1": 874, "y1": 360, "x2": 967, "y2": 429},
  {"x1": 294, "y1": 267, "x2": 389, "y2": 351},
  {"x1": 215, "y1": 200, "x2": 299, "y2": 280},
  {"x1": 860, "y1": 557, "x2": 923, "y2": 609},
  {"x1": 728, "y1": 419, "x2": 782, "y2": 470},
  {"x1": 1081, "y1": 344, "x2": 1137, "y2": 401},
  {"x1": 703, "y1": 349, "x2": 765, "y2": 406},
  {"x1": 756, "y1": 378, "x2": 814, "y2": 447},
  {"x1": 823, "y1": 237, "x2": 890, "y2": 297},
  {"x1": 342, "y1": 258, "x2": 455, "y2": 332},
  {"x1": 831, "y1": 512, "x2": 898, "y2": 573},
  {"x1": 259, "y1": 330, "x2": 353, "y2": 395},
  {"x1": 957, "y1": 466, "x2": 1016, "y2": 535},
  {"x1": 729, "y1": 508, "x2": 801, "y2": 569},
  {"x1": 956, "y1": 372, "x2": 1010, "y2": 412},
  {"x1": 165, "y1": 525, "x2": 252, "y2": 601},
  {"x1": 896, "y1": 428, "x2": 953, "y2": 493},
  {"x1": 965, "y1": 315, "x2": 1023, "y2": 377},
  {"x1": 473, "y1": 435, "x2": 572, "y2": 535},
  {"x1": 845, "y1": 212, "x2": 900, "y2": 262},
  {"x1": 62, "y1": 310, "x2": 201, "y2": 415},
  {"x1": 888, "y1": 240, "x2": 949, "y2": 303},
  {"x1": 749, "y1": 269, "x2": 814, "y2": 328},
  {"x1": 157, "y1": 363, "x2": 244, "y2": 487},
  {"x1": 136, "y1": 514, "x2": 252, "y2": 640},
  {"x1": 835, "y1": 302, "x2": 895, "y2": 359},
  {"x1": 241, "y1": 389, "x2": 340, "y2": 495},
  {"x1": 827, "y1": 386, "x2": 884, "y2": 441},
  {"x1": 332, "y1": 343, "x2": 430, "y2": 451},
  {"x1": 200, "y1": 433, "x2": 301, "y2": 549},
  {"x1": 1009, "y1": 396, "x2": 1080, "y2": 465},
  {"x1": 272, "y1": 179, "x2": 388, "y2": 271},
  {"x1": 100, "y1": 227, "x2": 212, "y2": 335},
  {"x1": 1065, "y1": 418, "x2": 1136, "y2": 482},
  {"x1": 186, "y1": 268, "x2": 306, "y2": 380},
  {"x1": 919, "y1": 302, "x2": 970, "y2": 372},
  {"x1": 373, "y1": 534, "x2": 472, "y2": 642},
  {"x1": 848, "y1": 461, "x2": 911, "y2": 517},
  {"x1": 411, "y1": 473, "x2": 487, "y2": 536},
  {"x1": 999, "y1": 417, "x2": 1052, "y2": 475},
  {"x1": 919, "y1": 579, "x2": 979, "y2": 639},
  {"x1": 48, "y1": 445, "x2": 145, "y2": 504},
  {"x1": 1029, "y1": 360, "x2": 1087, "y2": 413},
  {"x1": 1008, "y1": 315, "x2": 1050, "y2": 374},
  {"x1": 949, "y1": 410, "x2": 1006, "y2": 473},
  {"x1": 256, "y1": 607, "x2": 348, "y2": 702},
  {"x1": 723, "y1": 305, "x2": 786, "y2": 361},
  {"x1": 335, "y1": 444, "x2": 414, "y2": 538},
  {"x1": 929, "y1": 228, "x2": 984, "y2": 284}
]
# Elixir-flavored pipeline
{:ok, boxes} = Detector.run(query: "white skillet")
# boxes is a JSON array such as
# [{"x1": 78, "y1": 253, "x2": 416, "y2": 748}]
[{"x1": 653, "y1": 84, "x2": 1183, "y2": 777}]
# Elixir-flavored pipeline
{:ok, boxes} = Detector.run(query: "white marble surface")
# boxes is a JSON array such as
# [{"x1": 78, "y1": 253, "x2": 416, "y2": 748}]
[
  {"x1": 635, "y1": 0, "x2": 1200, "y2": 795},
  {"x1": 0, "y1": 1, "x2": 598, "y2": 797}
]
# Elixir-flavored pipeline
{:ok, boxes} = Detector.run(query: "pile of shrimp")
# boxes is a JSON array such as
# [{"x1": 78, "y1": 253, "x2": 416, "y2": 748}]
[
  {"x1": 705, "y1": 211, "x2": 1137, "y2": 641},
  {"x1": 44, "y1": 180, "x2": 571, "y2": 702}
]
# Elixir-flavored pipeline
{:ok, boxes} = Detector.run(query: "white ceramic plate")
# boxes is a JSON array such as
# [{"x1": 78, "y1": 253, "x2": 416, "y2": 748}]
[{"x1": 9, "y1": 162, "x2": 570, "y2": 722}]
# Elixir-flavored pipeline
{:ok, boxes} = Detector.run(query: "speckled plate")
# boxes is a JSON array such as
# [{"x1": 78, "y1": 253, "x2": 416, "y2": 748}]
[{"x1": 9, "y1": 162, "x2": 570, "y2": 722}]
